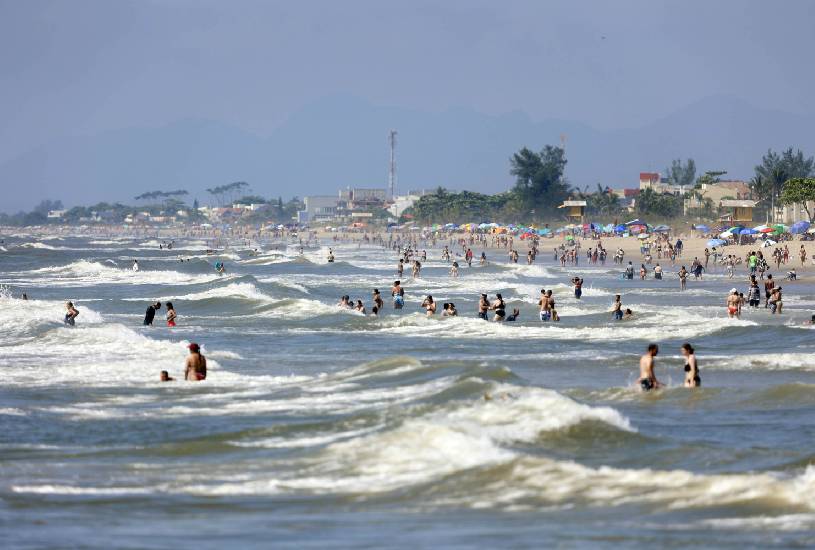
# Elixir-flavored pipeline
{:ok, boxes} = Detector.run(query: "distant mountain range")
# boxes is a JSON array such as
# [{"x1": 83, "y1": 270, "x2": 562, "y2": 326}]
[{"x1": 1, "y1": 94, "x2": 813, "y2": 212}]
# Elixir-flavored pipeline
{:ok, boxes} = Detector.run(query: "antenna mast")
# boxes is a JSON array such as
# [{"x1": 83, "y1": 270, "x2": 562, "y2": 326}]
[{"x1": 389, "y1": 130, "x2": 397, "y2": 199}]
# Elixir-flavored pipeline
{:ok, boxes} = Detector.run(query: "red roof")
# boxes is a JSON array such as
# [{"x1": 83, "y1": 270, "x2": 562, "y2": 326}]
[
  {"x1": 639, "y1": 172, "x2": 659, "y2": 182},
  {"x1": 624, "y1": 188, "x2": 641, "y2": 198}
]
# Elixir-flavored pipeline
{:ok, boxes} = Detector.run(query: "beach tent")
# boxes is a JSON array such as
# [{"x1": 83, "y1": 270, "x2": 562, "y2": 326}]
[
  {"x1": 707, "y1": 239, "x2": 727, "y2": 247},
  {"x1": 791, "y1": 221, "x2": 810, "y2": 234},
  {"x1": 625, "y1": 218, "x2": 647, "y2": 226},
  {"x1": 653, "y1": 225, "x2": 671, "y2": 233}
]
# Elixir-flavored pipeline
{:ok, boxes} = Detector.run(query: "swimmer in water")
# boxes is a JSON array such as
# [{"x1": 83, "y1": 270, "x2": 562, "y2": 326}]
[
  {"x1": 371, "y1": 305, "x2": 379, "y2": 316},
  {"x1": 726, "y1": 288, "x2": 740, "y2": 318},
  {"x1": 572, "y1": 276, "x2": 583, "y2": 299},
  {"x1": 64, "y1": 301, "x2": 79, "y2": 326},
  {"x1": 327, "y1": 248, "x2": 335, "y2": 263},
  {"x1": 681, "y1": 342, "x2": 700, "y2": 387},
  {"x1": 184, "y1": 342, "x2": 207, "y2": 381},
  {"x1": 421, "y1": 295, "x2": 436, "y2": 316},
  {"x1": 165, "y1": 302, "x2": 177, "y2": 327},
  {"x1": 372, "y1": 289, "x2": 384, "y2": 311},
  {"x1": 160, "y1": 370, "x2": 175, "y2": 382},
  {"x1": 623, "y1": 308, "x2": 634, "y2": 319},
  {"x1": 478, "y1": 294, "x2": 490, "y2": 320},
  {"x1": 338, "y1": 295, "x2": 351, "y2": 308},
  {"x1": 491, "y1": 293, "x2": 506, "y2": 322},
  {"x1": 538, "y1": 289, "x2": 551, "y2": 321},
  {"x1": 132, "y1": 260, "x2": 139, "y2": 272},
  {"x1": 391, "y1": 281, "x2": 405, "y2": 309},
  {"x1": 442, "y1": 302, "x2": 458, "y2": 317},
  {"x1": 638, "y1": 343, "x2": 662, "y2": 391},
  {"x1": 611, "y1": 294, "x2": 623, "y2": 320},
  {"x1": 354, "y1": 299, "x2": 366, "y2": 314},
  {"x1": 450, "y1": 261, "x2": 459, "y2": 277},
  {"x1": 143, "y1": 301, "x2": 161, "y2": 326},
  {"x1": 397, "y1": 259, "x2": 404, "y2": 278},
  {"x1": 505, "y1": 308, "x2": 520, "y2": 321}
]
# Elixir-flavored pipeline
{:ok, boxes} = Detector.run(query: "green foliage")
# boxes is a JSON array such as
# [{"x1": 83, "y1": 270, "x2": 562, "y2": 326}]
[
  {"x1": 666, "y1": 158, "x2": 696, "y2": 186},
  {"x1": 753, "y1": 148, "x2": 815, "y2": 203},
  {"x1": 509, "y1": 145, "x2": 570, "y2": 219},
  {"x1": 233, "y1": 195, "x2": 267, "y2": 205},
  {"x1": 780, "y1": 177, "x2": 815, "y2": 222},
  {"x1": 583, "y1": 184, "x2": 621, "y2": 217},
  {"x1": 403, "y1": 188, "x2": 511, "y2": 224},
  {"x1": 636, "y1": 188, "x2": 683, "y2": 219},
  {"x1": 206, "y1": 182, "x2": 249, "y2": 205},
  {"x1": 134, "y1": 190, "x2": 188, "y2": 202}
]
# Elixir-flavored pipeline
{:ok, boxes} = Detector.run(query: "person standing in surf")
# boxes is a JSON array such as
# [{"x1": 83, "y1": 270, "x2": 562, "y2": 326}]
[
  {"x1": 391, "y1": 281, "x2": 405, "y2": 310},
  {"x1": 638, "y1": 344, "x2": 662, "y2": 391},
  {"x1": 165, "y1": 302, "x2": 177, "y2": 327},
  {"x1": 143, "y1": 301, "x2": 161, "y2": 326},
  {"x1": 681, "y1": 343, "x2": 700, "y2": 387},
  {"x1": 184, "y1": 343, "x2": 207, "y2": 381},
  {"x1": 64, "y1": 302, "x2": 79, "y2": 326}
]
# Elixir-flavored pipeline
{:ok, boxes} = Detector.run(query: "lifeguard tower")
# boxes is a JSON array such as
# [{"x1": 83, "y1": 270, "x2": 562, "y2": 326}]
[
  {"x1": 720, "y1": 199, "x2": 757, "y2": 224},
  {"x1": 559, "y1": 200, "x2": 587, "y2": 224}
]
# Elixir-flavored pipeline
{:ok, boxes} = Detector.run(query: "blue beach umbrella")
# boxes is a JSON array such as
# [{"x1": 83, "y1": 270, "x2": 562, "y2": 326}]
[
  {"x1": 791, "y1": 221, "x2": 810, "y2": 234},
  {"x1": 707, "y1": 238, "x2": 727, "y2": 247},
  {"x1": 739, "y1": 228, "x2": 757, "y2": 235},
  {"x1": 694, "y1": 224, "x2": 710, "y2": 232}
]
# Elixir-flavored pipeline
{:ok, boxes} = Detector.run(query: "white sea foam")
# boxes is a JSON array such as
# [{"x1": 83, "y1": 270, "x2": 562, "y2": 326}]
[{"x1": 16, "y1": 259, "x2": 226, "y2": 286}]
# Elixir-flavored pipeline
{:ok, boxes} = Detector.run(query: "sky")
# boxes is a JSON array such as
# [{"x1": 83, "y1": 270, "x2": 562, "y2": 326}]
[{"x1": 1, "y1": 0, "x2": 815, "y2": 207}]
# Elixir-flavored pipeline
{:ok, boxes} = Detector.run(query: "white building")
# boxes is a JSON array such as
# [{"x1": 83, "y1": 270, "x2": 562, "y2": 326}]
[
  {"x1": 388, "y1": 193, "x2": 424, "y2": 218},
  {"x1": 298, "y1": 196, "x2": 340, "y2": 224},
  {"x1": 47, "y1": 210, "x2": 66, "y2": 218}
]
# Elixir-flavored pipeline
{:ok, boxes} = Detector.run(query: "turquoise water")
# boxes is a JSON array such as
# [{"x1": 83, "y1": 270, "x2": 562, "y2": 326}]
[{"x1": 1, "y1": 233, "x2": 814, "y2": 548}]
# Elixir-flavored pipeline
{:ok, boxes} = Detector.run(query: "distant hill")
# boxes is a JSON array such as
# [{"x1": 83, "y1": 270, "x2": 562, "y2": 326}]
[{"x1": 1, "y1": 94, "x2": 813, "y2": 212}]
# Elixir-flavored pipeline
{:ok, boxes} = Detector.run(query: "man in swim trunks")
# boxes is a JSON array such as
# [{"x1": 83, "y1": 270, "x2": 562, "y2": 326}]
[
  {"x1": 143, "y1": 301, "x2": 161, "y2": 326},
  {"x1": 372, "y1": 289, "x2": 384, "y2": 311},
  {"x1": 391, "y1": 281, "x2": 405, "y2": 309},
  {"x1": 538, "y1": 289, "x2": 551, "y2": 321},
  {"x1": 185, "y1": 342, "x2": 207, "y2": 381},
  {"x1": 638, "y1": 343, "x2": 661, "y2": 391},
  {"x1": 572, "y1": 277, "x2": 583, "y2": 299},
  {"x1": 64, "y1": 301, "x2": 79, "y2": 326},
  {"x1": 726, "y1": 288, "x2": 740, "y2": 318},
  {"x1": 478, "y1": 294, "x2": 490, "y2": 320},
  {"x1": 611, "y1": 294, "x2": 623, "y2": 320},
  {"x1": 764, "y1": 274, "x2": 775, "y2": 308}
]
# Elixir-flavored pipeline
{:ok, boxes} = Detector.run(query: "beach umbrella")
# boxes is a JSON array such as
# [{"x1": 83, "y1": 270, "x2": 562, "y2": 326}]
[
  {"x1": 625, "y1": 218, "x2": 647, "y2": 226},
  {"x1": 694, "y1": 224, "x2": 710, "y2": 232},
  {"x1": 707, "y1": 238, "x2": 727, "y2": 247},
  {"x1": 653, "y1": 224, "x2": 671, "y2": 233},
  {"x1": 791, "y1": 221, "x2": 810, "y2": 234},
  {"x1": 759, "y1": 227, "x2": 775, "y2": 234},
  {"x1": 773, "y1": 224, "x2": 788, "y2": 233},
  {"x1": 719, "y1": 231, "x2": 733, "y2": 238},
  {"x1": 614, "y1": 224, "x2": 626, "y2": 233},
  {"x1": 637, "y1": 233, "x2": 650, "y2": 239},
  {"x1": 739, "y1": 228, "x2": 757, "y2": 235}
]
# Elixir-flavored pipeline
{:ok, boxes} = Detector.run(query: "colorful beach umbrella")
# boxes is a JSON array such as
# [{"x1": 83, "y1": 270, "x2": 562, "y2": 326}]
[{"x1": 791, "y1": 221, "x2": 810, "y2": 234}]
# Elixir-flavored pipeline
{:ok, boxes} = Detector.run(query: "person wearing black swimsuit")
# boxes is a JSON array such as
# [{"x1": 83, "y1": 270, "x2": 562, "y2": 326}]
[{"x1": 681, "y1": 343, "x2": 700, "y2": 387}]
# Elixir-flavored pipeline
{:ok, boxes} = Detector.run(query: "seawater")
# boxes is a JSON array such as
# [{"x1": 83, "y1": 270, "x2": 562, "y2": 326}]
[{"x1": 1, "y1": 233, "x2": 815, "y2": 548}]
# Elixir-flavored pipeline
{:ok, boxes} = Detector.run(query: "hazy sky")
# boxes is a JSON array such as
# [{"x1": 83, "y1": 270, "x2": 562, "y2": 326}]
[{"x1": 1, "y1": 0, "x2": 814, "y2": 167}]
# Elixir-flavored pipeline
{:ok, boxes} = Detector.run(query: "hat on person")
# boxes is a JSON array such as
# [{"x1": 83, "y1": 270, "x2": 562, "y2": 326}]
[
  {"x1": 730, "y1": 288, "x2": 737, "y2": 294},
  {"x1": 187, "y1": 342, "x2": 200, "y2": 352}
]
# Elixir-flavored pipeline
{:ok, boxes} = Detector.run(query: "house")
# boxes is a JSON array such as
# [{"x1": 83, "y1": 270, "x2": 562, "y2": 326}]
[
  {"x1": 47, "y1": 210, "x2": 66, "y2": 219},
  {"x1": 684, "y1": 180, "x2": 751, "y2": 215},
  {"x1": 720, "y1": 199, "x2": 757, "y2": 224},
  {"x1": 298, "y1": 196, "x2": 341, "y2": 224},
  {"x1": 612, "y1": 188, "x2": 639, "y2": 212},
  {"x1": 639, "y1": 172, "x2": 661, "y2": 190}
]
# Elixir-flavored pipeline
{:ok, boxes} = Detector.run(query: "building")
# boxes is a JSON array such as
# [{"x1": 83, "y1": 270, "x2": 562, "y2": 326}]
[
  {"x1": 779, "y1": 201, "x2": 815, "y2": 224},
  {"x1": 683, "y1": 180, "x2": 751, "y2": 216},
  {"x1": 297, "y1": 196, "x2": 341, "y2": 224},
  {"x1": 720, "y1": 199, "x2": 757, "y2": 224},
  {"x1": 639, "y1": 172, "x2": 661, "y2": 190},
  {"x1": 47, "y1": 210, "x2": 66, "y2": 219},
  {"x1": 559, "y1": 200, "x2": 587, "y2": 223},
  {"x1": 387, "y1": 191, "x2": 427, "y2": 218}
]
